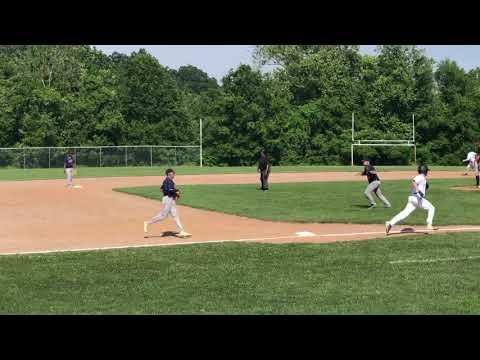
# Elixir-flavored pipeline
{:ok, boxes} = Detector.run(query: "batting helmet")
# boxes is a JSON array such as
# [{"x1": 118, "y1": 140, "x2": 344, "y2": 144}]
[{"x1": 418, "y1": 164, "x2": 429, "y2": 175}]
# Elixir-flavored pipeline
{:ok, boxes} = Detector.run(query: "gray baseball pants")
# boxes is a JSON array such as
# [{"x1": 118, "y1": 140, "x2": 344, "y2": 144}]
[
  {"x1": 364, "y1": 180, "x2": 391, "y2": 207},
  {"x1": 148, "y1": 196, "x2": 184, "y2": 232}
]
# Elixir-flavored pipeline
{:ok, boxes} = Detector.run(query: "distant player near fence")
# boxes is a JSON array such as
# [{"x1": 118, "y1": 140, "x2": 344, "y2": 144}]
[{"x1": 64, "y1": 150, "x2": 75, "y2": 187}]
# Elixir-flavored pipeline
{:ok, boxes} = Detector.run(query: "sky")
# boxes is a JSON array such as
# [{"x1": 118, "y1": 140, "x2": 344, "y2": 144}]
[{"x1": 94, "y1": 45, "x2": 480, "y2": 81}]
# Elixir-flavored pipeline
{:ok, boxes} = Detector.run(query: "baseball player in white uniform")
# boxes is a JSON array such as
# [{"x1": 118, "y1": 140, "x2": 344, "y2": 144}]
[
  {"x1": 463, "y1": 151, "x2": 477, "y2": 175},
  {"x1": 385, "y1": 165, "x2": 436, "y2": 234}
]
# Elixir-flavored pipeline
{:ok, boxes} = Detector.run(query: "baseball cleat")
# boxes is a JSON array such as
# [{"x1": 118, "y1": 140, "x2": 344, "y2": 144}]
[
  {"x1": 427, "y1": 224, "x2": 438, "y2": 231},
  {"x1": 177, "y1": 231, "x2": 192, "y2": 238},
  {"x1": 384, "y1": 205, "x2": 392, "y2": 208},
  {"x1": 367, "y1": 203, "x2": 376, "y2": 209},
  {"x1": 144, "y1": 221, "x2": 149, "y2": 233},
  {"x1": 385, "y1": 222, "x2": 392, "y2": 235}
]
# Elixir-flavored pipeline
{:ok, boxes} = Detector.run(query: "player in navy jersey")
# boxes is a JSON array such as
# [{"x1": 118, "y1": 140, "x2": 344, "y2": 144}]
[
  {"x1": 144, "y1": 168, "x2": 191, "y2": 238},
  {"x1": 64, "y1": 150, "x2": 75, "y2": 187}
]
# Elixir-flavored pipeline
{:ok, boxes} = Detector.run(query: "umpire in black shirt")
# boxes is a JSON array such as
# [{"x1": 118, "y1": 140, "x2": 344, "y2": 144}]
[{"x1": 258, "y1": 148, "x2": 271, "y2": 191}]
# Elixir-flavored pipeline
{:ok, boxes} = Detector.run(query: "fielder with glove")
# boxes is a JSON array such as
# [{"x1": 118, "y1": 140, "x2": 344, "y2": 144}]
[
  {"x1": 385, "y1": 165, "x2": 437, "y2": 234},
  {"x1": 143, "y1": 168, "x2": 191, "y2": 238}
]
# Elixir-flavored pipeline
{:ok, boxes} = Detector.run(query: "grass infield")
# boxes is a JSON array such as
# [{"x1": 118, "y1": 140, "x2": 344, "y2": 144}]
[
  {"x1": 116, "y1": 178, "x2": 480, "y2": 225},
  {"x1": 1, "y1": 233, "x2": 480, "y2": 314},
  {"x1": 0, "y1": 165, "x2": 468, "y2": 181}
]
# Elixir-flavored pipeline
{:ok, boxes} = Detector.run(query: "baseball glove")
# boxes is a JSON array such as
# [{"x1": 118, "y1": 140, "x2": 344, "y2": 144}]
[{"x1": 175, "y1": 189, "x2": 181, "y2": 200}]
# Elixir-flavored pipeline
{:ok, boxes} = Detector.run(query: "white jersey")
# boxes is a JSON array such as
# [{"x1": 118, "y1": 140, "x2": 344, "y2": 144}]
[
  {"x1": 467, "y1": 152, "x2": 477, "y2": 162},
  {"x1": 411, "y1": 174, "x2": 427, "y2": 197}
]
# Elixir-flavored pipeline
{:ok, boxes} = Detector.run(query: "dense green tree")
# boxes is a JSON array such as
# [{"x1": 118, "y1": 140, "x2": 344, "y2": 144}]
[
  {"x1": 169, "y1": 65, "x2": 218, "y2": 94},
  {"x1": 1, "y1": 44, "x2": 479, "y2": 167}
]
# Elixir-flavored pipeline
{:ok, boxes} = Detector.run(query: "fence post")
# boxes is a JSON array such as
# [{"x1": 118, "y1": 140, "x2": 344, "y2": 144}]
[
  {"x1": 174, "y1": 147, "x2": 177, "y2": 166},
  {"x1": 99, "y1": 147, "x2": 102, "y2": 167},
  {"x1": 125, "y1": 146, "x2": 128, "y2": 167},
  {"x1": 23, "y1": 149, "x2": 26, "y2": 170},
  {"x1": 150, "y1": 146, "x2": 153, "y2": 167},
  {"x1": 48, "y1": 148, "x2": 51, "y2": 168}
]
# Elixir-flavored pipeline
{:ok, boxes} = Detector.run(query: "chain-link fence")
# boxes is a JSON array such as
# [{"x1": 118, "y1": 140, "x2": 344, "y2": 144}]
[{"x1": 0, "y1": 146, "x2": 202, "y2": 169}]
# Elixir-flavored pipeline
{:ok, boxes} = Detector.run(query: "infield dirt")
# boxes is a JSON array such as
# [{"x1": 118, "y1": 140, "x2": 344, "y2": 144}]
[{"x1": 1, "y1": 171, "x2": 478, "y2": 255}]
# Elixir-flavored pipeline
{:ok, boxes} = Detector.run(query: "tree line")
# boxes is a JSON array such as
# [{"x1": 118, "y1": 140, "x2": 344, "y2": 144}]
[{"x1": 0, "y1": 45, "x2": 478, "y2": 166}]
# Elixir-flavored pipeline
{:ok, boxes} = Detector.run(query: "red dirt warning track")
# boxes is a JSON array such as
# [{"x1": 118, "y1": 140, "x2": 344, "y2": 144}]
[{"x1": 1, "y1": 171, "x2": 479, "y2": 255}]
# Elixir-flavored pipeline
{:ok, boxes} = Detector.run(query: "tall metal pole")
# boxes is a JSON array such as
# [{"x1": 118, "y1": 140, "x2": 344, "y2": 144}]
[
  {"x1": 413, "y1": 114, "x2": 416, "y2": 165},
  {"x1": 351, "y1": 113, "x2": 355, "y2": 166},
  {"x1": 352, "y1": 112, "x2": 354, "y2": 142},
  {"x1": 351, "y1": 144, "x2": 354, "y2": 166},
  {"x1": 412, "y1": 114, "x2": 415, "y2": 143},
  {"x1": 200, "y1": 118, "x2": 203, "y2": 167}
]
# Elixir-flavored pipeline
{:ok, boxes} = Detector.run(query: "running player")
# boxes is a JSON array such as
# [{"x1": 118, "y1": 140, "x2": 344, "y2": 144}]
[
  {"x1": 360, "y1": 159, "x2": 391, "y2": 209},
  {"x1": 463, "y1": 151, "x2": 477, "y2": 175},
  {"x1": 64, "y1": 150, "x2": 75, "y2": 187},
  {"x1": 144, "y1": 168, "x2": 191, "y2": 238},
  {"x1": 385, "y1": 165, "x2": 436, "y2": 234}
]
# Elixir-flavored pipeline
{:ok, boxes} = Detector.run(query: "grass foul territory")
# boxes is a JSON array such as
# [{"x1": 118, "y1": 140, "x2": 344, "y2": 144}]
[{"x1": 1, "y1": 233, "x2": 480, "y2": 314}]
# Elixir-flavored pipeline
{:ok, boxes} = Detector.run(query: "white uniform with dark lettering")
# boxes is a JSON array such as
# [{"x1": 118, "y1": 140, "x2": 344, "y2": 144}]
[
  {"x1": 388, "y1": 174, "x2": 435, "y2": 226},
  {"x1": 464, "y1": 152, "x2": 477, "y2": 172}
]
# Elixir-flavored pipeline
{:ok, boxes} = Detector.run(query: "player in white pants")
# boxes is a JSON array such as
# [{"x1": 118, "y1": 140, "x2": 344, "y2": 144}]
[
  {"x1": 463, "y1": 151, "x2": 477, "y2": 175},
  {"x1": 64, "y1": 150, "x2": 75, "y2": 187},
  {"x1": 144, "y1": 168, "x2": 191, "y2": 238},
  {"x1": 385, "y1": 165, "x2": 436, "y2": 234}
]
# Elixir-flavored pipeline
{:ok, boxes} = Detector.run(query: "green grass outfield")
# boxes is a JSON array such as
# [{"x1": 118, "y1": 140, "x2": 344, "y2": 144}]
[
  {"x1": 0, "y1": 165, "x2": 468, "y2": 181},
  {"x1": 1, "y1": 233, "x2": 480, "y2": 314},
  {"x1": 116, "y1": 178, "x2": 480, "y2": 225}
]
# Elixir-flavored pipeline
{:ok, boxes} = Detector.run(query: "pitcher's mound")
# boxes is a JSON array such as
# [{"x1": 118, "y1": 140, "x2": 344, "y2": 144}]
[{"x1": 452, "y1": 186, "x2": 480, "y2": 192}]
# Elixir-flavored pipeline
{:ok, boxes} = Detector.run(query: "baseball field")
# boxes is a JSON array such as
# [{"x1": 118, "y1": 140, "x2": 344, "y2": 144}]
[{"x1": 1, "y1": 165, "x2": 480, "y2": 314}]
